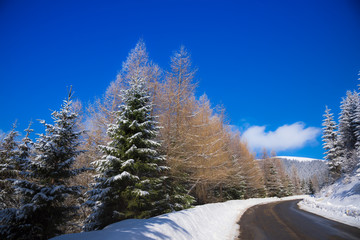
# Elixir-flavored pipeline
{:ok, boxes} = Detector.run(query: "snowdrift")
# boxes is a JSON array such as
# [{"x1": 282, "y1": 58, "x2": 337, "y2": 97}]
[
  {"x1": 299, "y1": 170, "x2": 360, "y2": 228},
  {"x1": 51, "y1": 196, "x2": 304, "y2": 240}
]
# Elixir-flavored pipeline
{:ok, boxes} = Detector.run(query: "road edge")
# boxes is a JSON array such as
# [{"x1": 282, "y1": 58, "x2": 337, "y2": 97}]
[
  {"x1": 233, "y1": 195, "x2": 306, "y2": 240},
  {"x1": 298, "y1": 198, "x2": 360, "y2": 229}
]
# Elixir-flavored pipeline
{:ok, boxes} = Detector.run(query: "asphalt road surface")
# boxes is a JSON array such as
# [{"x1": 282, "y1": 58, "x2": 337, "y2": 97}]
[{"x1": 238, "y1": 199, "x2": 360, "y2": 240}]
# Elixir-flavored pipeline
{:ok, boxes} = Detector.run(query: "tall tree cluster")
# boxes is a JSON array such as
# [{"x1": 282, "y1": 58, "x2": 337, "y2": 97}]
[
  {"x1": 258, "y1": 153, "x2": 298, "y2": 197},
  {"x1": 158, "y1": 45, "x2": 264, "y2": 203},
  {"x1": 0, "y1": 89, "x2": 85, "y2": 240},
  {"x1": 84, "y1": 40, "x2": 264, "y2": 205},
  {"x1": 322, "y1": 83, "x2": 360, "y2": 182},
  {"x1": 1, "y1": 40, "x2": 273, "y2": 239},
  {"x1": 0, "y1": 124, "x2": 21, "y2": 210}
]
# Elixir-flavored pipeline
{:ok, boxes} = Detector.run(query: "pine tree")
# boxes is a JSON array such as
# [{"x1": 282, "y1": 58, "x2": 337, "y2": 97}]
[
  {"x1": 353, "y1": 87, "x2": 360, "y2": 171},
  {"x1": 308, "y1": 180, "x2": 315, "y2": 195},
  {"x1": 84, "y1": 59, "x2": 188, "y2": 231},
  {"x1": 0, "y1": 123, "x2": 19, "y2": 210},
  {"x1": 300, "y1": 180, "x2": 309, "y2": 194},
  {"x1": 322, "y1": 106, "x2": 342, "y2": 180},
  {"x1": 339, "y1": 91, "x2": 358, "y2": 155},
  {"x1": 265, "y1": 162, "x2": 283, "y2": 197},
  {"x1": 283, "y1": 175, "x2": 294, "y2": 196},
  {"x1": 84, "y1": 39, "x2": 162, "y2": 170},
  {"x1": 322, "y1": 106, "x2": 338, "y2": 161},
  {"x1": 290, "y1": 165, "x2": 300, "y2": 194},
  {"x1": 0, "y1": 89, "x2": 85, "y2": 240},
  {"x1": 18, "y1": 124, "x2": 33, "y2": 167},
  {"x1": 0, "y1": 123, "x2": 19, "y2": 176},
  {"x1": 338, "y1": 90, "x2": 360, "y2": 173}
]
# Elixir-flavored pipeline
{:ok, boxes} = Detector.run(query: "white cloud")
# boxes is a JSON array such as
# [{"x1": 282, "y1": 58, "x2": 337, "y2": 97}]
[{"x1": 241, "y1": 122, "x2": 320, "y2": 152}]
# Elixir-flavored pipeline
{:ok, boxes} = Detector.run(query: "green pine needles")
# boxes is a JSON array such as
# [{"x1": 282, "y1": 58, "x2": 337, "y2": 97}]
[
  {"x1": 84, "y1": 76, "x2": 192, "y2": 231},
  {"x1": 0, "y1": 88, "x2": 85, "y2": 240}
]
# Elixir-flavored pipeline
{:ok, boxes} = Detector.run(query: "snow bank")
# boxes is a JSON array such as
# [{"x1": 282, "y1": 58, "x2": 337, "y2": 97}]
[
  {"x1": 299, "y1": 172, "x2": 360, "y2": 228},
  {"x1": 51, "y1": 196, "x2": 304, "y2": 240}
]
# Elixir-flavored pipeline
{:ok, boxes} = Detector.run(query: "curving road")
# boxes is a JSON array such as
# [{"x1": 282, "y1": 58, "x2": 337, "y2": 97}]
[{"x1": 238, "y1": 199, "x2": 360, "y2": 240}]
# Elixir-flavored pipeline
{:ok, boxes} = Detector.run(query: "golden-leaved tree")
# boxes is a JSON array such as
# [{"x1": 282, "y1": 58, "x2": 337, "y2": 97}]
[{"x1": 81, "y1": 40, "x2": 266, "y2": 206}]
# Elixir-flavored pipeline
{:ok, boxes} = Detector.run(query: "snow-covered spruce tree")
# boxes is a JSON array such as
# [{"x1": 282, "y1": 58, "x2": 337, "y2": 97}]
[
  {"x1": 84, "y1": 67, "x2": 173, "y2": 231},
  {"x1": 0, "y1": 124, "x2": 34, "y2": 240},
  {"x1": 0, "y1": 124, "x2": 20, "y2": 176},
  {"x1": 16, "y1": 123, "x2": 34, "y2": 174},
  {"x1": 0, "y1": 124, "x2": 20, "y2": 210},
  {"x1": 284, "y1": 175, "x2": 295, "y2": 196},
  {"x1": 338, "y1": 90, "x2": 360, "y2": 173},
  {"x1": 265, "y1": 162, "x2": 284, "y2": 197},
  {"x1": 322, "y1": 106, "x2": 341, "y2": 180},
  {"x1": 308, "y1": 180, "x2": 315, "y2": 195},
  {"x1": 354, "y1": 89, "x2": 360, "y2": 155},
  {"x1": 0, "y1": 89, "x2": 85, "y2": 240},
  {"x1": 0, "y1": 124, "x2": 34, "y2": 239}
]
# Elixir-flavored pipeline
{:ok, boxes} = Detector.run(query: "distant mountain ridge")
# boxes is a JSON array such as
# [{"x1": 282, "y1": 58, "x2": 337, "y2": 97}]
[
  {"x1": 273, "y1": 156, "x2": 329, "y2": 186},
  {"x1": 256, "y1": 156, "x2": 329, "y2": 188},
  {"x1": 274, "y1": 156, "x2": 324, "y2": 162}
]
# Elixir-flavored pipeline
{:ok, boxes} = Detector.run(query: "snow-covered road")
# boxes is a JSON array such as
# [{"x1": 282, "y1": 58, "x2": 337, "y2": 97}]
[
  {"x1": 51, "y1": 196, "x2": 305, "y2": 240},
  {"x1": 240, "y1": 199, "x2": 360, "y2": 239}
]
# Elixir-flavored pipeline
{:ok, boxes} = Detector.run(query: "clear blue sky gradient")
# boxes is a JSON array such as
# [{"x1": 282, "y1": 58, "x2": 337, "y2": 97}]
[{"x1": 1, "y1": 0, "x2": 360, "y2": 159}]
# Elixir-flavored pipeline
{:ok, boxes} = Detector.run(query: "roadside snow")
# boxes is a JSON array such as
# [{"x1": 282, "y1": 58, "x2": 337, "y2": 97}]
[
  {"x1": 51, "y1": 196, "x2": 304, "y2": 240},
  {"x1": 299, "y1": 172, "x2": 360, "y2": 228}
]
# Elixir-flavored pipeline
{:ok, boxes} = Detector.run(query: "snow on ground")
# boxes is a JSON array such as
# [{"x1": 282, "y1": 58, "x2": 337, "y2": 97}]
[
  {"x1": 51, "y1": 196, "x2": 304, "y2": 240},
  {"x1": 298, "y1": 171, "x2": 360, "y2": 228},
  {"x1": 274, "y1": 156, "x2": 323, "y2": 162}
]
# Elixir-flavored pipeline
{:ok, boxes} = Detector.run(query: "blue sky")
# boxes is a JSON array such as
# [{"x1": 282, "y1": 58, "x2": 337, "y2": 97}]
[{"x1": 1, "y1": 0, "x2": 360, "y2": 159}]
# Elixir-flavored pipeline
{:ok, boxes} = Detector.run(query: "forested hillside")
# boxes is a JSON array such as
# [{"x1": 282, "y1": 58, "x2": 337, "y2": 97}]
[
  {"x1": 257, "y1": 154, "x2": 323, "y2": 196},
  {"x1": 275, "y1": 156, "x2": 328, "y2": 187},
  {"x1": 299, "y1": 79, "x2": 360, "y2": 226},
  {"x1": 257, "y1": 156, "x2": 328, "y2": 194}
]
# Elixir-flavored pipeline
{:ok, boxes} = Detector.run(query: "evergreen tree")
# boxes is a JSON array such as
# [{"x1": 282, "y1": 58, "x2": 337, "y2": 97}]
[
  {"x1": 322, "y1": 106, "x2": 338, "y2": 161},
  {"x1": 338, "y1": 91, "x2": 358, "y2": 155},
  {"x1": 0, "y1": 89, "x2": 85, "y2": 240},
  {"x1": 0, "y1": 124, "x2": 19, "y2": 210},
  {"x1": 300, "y1": 180, "x2": 309, "y2": 194},
  {"x1": 284, "y1": 175, "x2": 294, "y2": 196},
  {"x1": 265, "y1": 162, "x2": 283, "y2": 197},
  {"x1": 353, "y1": 92, "x2": 360, "y2": 172},
  {"x1": 84, "y1": 62, "x2": 187, "y2": 231},
  {"x1": 308, "y1": 180, "x2": 315, "y2": 195},
  {"x1": 0, "y1": 123, "x2": 19, "y2": 177},
  {"x1": 291, "y1": 165, "x2": 301, "y2": 194},
  {"x1": 338, "y1": 90, "x2": 360, "y2": 173},
  {"x1": 322, "y1": 106, "x2": 342, "y2": 180},
  {"x1": 16, "y1": 123, "x2": 34, "y2": 173}
]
